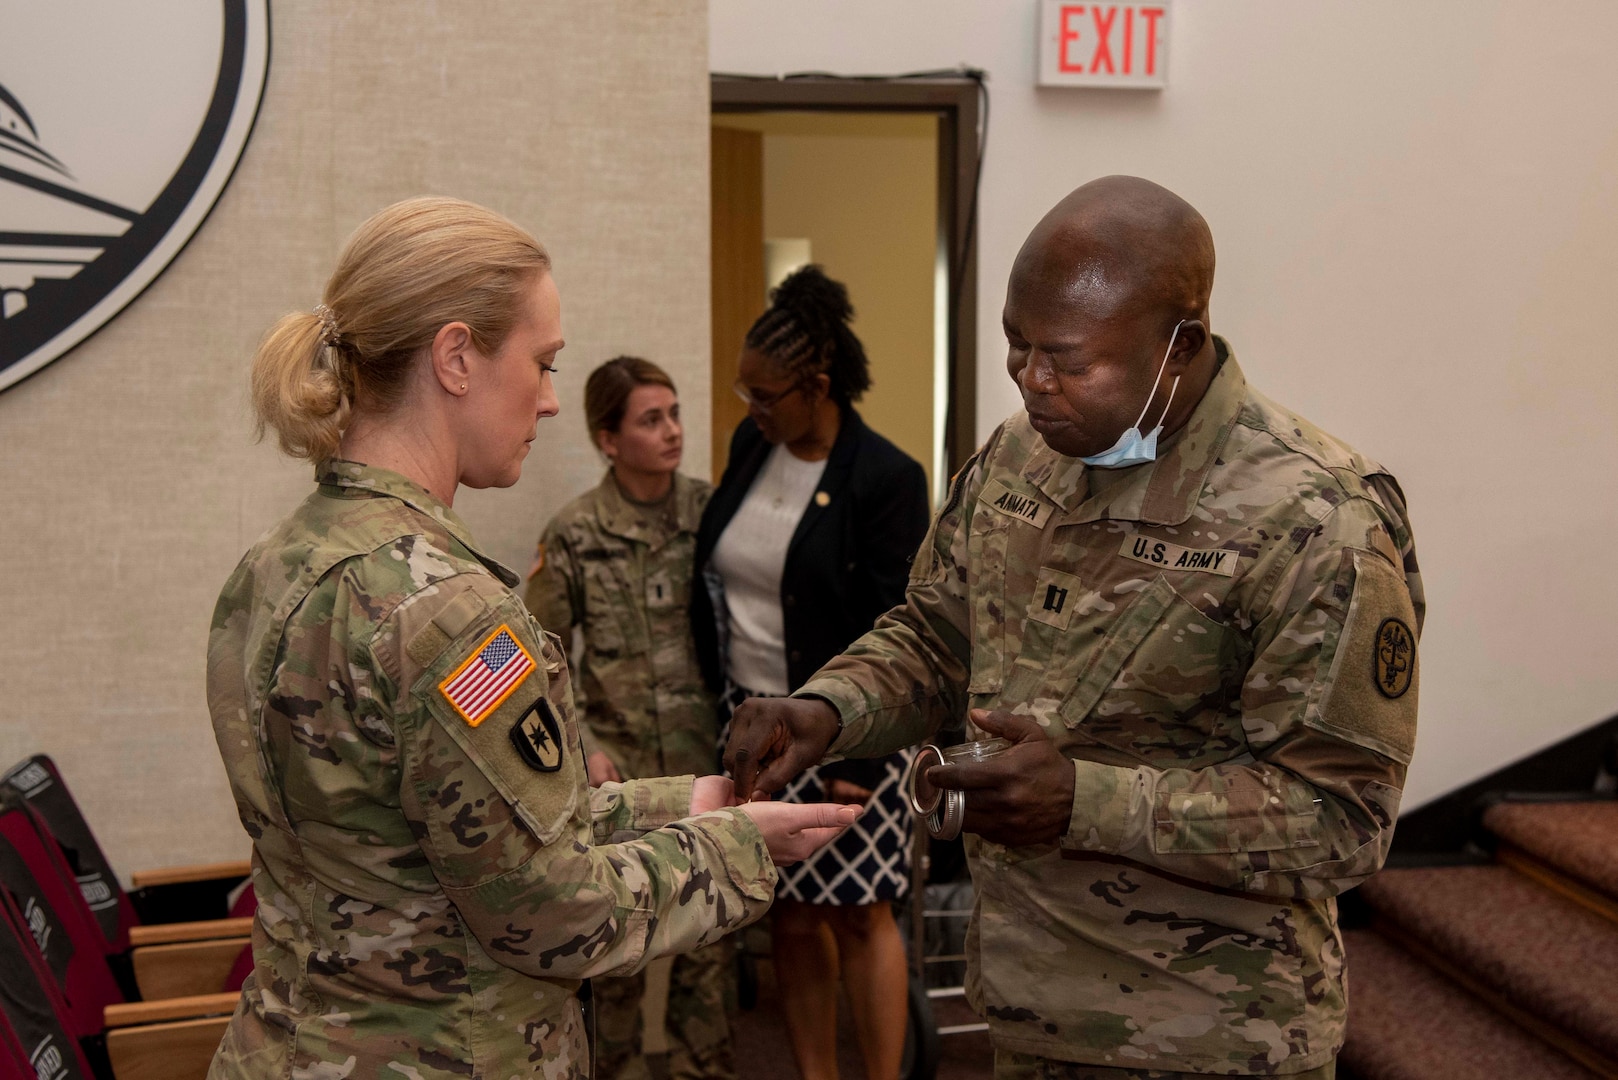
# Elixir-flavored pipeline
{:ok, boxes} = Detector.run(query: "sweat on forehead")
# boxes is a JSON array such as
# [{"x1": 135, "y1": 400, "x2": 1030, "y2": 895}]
[{"x1": 1013, "y1": 176, "x2": 1215, "y2": 320}]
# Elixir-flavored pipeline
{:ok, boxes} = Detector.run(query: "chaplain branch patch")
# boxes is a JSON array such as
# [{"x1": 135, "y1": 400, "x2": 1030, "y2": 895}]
[
  {"x1": 1373, "y1": 617, "x2": 1414, "y2": 699},
  {"x1": 439, "y1": 625, "x2": 534, "y2": 727},
  {"x1": 510, "y1": 698, "x2": 565, "y2": 772}
]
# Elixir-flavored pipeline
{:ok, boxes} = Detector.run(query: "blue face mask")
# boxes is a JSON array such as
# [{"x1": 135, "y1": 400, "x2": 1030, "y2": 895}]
[{"x1": 1080, "y1": 320, "x2": 1185, "y2": 469}]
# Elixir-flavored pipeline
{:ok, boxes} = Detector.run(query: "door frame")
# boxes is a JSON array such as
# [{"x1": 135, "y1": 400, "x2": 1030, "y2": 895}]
[{"x1": 711, "y1": 75, "x2": 982, "y2": 479}]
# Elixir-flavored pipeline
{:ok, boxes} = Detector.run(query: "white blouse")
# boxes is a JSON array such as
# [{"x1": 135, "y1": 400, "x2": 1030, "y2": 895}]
[{"x1": 711, "y1": 444, "x2": 829, "y2": 695}]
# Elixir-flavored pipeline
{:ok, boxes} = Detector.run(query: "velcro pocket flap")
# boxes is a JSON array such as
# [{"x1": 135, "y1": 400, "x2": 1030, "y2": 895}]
[
  {"x1": 416, "y1": 608, "x2": 581, "y2": 849},
  {"x1": 1059, "y1": 576, "x2": 1177, "y2": 728},
  {"x1": 1305, "y1": 550, "x2": 1419, "y2": 765},
  {"x1": 1151, "y1": 784, "x2": 1320, "y2": 855}
]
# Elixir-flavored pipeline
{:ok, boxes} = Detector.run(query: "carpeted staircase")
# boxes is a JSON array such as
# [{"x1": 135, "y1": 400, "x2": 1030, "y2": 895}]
[{"x1": 1342, "y1": 799, "x2": 1618, "y2": 1079}]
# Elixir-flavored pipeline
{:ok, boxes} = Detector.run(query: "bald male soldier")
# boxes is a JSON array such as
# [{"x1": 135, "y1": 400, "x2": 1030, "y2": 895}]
[{"x1": 725, "y1": 176, "x2": 1423, "y2": 1079}]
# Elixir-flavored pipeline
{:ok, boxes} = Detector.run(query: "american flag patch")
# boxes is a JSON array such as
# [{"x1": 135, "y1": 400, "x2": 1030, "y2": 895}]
[{"x1": 438, "y1": 625, "x2": 535, "y2": 727}]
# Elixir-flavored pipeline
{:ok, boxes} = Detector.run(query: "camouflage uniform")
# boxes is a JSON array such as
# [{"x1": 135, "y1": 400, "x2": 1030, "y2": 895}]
[
  {"x1": 800, "y1": 342, "x2": 1422, "y2": 1076},
  {"x1": 206, "y1": 461, "x2": 776, "y2": 1080},
  {"x1": 525, "y1": 471, "x2": 719, "y2": 781},
  {"x1": 524, "y1": 472, "x2": 735, "y2": 1080}
]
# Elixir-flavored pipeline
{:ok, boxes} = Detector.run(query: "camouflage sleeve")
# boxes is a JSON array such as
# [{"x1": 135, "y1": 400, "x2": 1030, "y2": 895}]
[
  {"x1": 587, "y1": 776, "x2": 696, "y2": 844},
  {"x1": 797, "y1": 435, "x2": 999, "y2": 758},
  {"x1": 379, "y1": 575, "x2": 776, "y2": 979},
  {"x1": 1059, "y1": 497, "x2": 1419, "y2": 900},
  {"x1": 522, "y1": 520, "x2": 581, "y2": 635}
]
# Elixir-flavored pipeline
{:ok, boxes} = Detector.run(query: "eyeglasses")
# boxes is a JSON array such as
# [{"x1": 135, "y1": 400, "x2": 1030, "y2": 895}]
[{"x1": 732, "y1": 378, "x2": 807, "y2": 412}]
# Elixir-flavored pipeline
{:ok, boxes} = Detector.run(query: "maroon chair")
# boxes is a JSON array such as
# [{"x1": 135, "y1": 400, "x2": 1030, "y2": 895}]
[
  {"x1": 0, "y1": 757, "x2": 136, "y2": 953},
  {"x1": 220, "y1": 884, "x2": 257, "y2": 994},
  {"x1": 3, "y1": 755, "x2": 256, "y2": 929},
  {"x1": 0, "y1": 802, "x2": 125, "y2": 1038},
  {"x1": 0, "y1": 1017, "x2": 29, "y2": 1079},
  {"x1": 0, "y1": 894, "x2": 98, "y2": 1080},
  {"x1": 0, "y1": 1017, "x2": 35, "y2": 1079}
]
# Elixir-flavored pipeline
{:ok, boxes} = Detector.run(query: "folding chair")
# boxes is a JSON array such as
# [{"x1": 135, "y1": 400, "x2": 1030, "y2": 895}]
[
  {"x1": 0, "y1": 792, "x2": 251, "y2": 1006},
  {"x1": 0, "y1": 888, "x2": 100, "y2": 1080},
  {"x1": 0, "y1": 1012, "x2": 43, "y2": 1080},
  {"x1": 0, "y1": 873, "x2": 238, "y2": 1080},
  {"x1": 1, "y1": 757, "x2": 136, "y2": 951},
  {"x1": 2, "y1": 755, "x2": 252, "y2": 931},
  {"x1": 2, "y1": 756, "x2": 255, "y2": 1001},
  {"x1": 0, "y1": 802, "x2": 124, "y2": 1037}
]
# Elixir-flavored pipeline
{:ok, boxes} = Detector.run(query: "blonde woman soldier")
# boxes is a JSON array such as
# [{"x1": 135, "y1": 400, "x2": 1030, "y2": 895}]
[
  {"x1": 523, "y1": 356, "x2": 733, "y2": 1080},
  {"x1": 207, "y1": 197, "x2": 858, "y2": 1080}
]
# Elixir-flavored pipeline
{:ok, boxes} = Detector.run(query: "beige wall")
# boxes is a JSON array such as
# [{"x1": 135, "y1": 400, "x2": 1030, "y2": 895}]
[
  {"x1": 0, "y1": 1, "x2": 711, "y2": 879},
  {"x1": 715, "y1": 113, "x2": 939, "y2": 493},
  {"x1": 711, "y1": 0, "x2": 1618, "y2": 809}
]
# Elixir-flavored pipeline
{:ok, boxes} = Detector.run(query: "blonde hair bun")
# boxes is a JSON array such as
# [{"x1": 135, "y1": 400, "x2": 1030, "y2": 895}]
[{"x1": 250, "y1": 196, "x2": 551, "y2": 462}]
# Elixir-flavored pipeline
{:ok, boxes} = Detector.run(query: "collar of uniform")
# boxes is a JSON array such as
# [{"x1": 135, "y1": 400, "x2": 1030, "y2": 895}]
[
  {"x1": 595, "y1": 470, "x2": 696, "y2": 549},
  {"x1": 1029, "y1": 338, "x2": 1247, "y2": 527},
  {"x1": 316, "y1": 459, "x2": 522, "y2": 586}
]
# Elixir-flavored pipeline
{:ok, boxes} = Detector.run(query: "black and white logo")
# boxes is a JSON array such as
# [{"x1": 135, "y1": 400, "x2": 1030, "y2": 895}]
[{"x1": 1, "y1": 1, "x2": 269, "y2": 391}]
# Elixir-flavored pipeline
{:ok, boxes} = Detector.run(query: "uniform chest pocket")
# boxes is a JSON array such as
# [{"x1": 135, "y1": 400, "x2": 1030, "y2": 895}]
[
  {"x1": 1057, "y1": 577, "x2": 1237, "y2": 755},
  {"x1": 966, "y1": 510, "x2": 1011, "y2": 695},
  {"x1": 644, "y1": 535, "x2": 694, "y2": 614},
  {"x1": 580, "y1": 558, "x2": 637, "y2": 656},
  {"x1": 643, "y1": 567, "x2": 682, "y2": 612}
]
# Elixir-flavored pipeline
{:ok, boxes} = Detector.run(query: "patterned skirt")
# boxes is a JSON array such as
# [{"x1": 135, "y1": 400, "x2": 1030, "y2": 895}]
[{"x1": 720, "y1": 682, "x2": 913, "y2": 906}]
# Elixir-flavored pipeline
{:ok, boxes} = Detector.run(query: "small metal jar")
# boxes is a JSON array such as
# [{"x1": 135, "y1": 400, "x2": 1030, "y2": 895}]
[{"x1": 905, "y1": 738, "x2": 1012, "y2": 840}]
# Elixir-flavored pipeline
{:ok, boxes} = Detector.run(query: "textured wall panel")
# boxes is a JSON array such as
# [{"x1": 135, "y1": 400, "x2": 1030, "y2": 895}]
[{"x1": 0, "y1": 0, "x2": 710, "y2": 879}]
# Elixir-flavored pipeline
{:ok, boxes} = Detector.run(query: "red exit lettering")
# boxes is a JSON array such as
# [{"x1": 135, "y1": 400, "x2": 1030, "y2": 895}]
[{"x1": 1057, "y1": 4, "x2": 1165, "y2": 77}]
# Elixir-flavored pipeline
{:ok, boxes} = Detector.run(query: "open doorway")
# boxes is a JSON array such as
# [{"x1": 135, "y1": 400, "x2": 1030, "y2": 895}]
[{"x1": 709, "y1": 76, "x2": 981, "y2": 501}]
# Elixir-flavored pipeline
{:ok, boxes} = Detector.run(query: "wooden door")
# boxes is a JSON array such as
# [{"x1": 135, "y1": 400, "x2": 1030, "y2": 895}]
[{"x1": 709, "y1": 126, "x2": 765, "y2": 481}]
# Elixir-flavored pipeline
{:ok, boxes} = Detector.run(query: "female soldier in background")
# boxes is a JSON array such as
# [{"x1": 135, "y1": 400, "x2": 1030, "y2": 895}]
[
  {"x1": 524, "y1": 357, "x2": 736, "y2": 1080},
  {"x1": 207, "y1": 197, "x2": 856, "y2": 1080}
]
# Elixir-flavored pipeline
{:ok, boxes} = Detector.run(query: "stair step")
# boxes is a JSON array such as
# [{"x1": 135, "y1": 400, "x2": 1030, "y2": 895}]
[
  {"x1": 1341, "y1": 929, "x2": 1598, "y2": 1080},
  {"x1": 1485, "y1": 801, "x2": 1618, "y2": 913},
  {"x1": 1359, "y1": 866, "x2": 1618, "y2": 1073}
]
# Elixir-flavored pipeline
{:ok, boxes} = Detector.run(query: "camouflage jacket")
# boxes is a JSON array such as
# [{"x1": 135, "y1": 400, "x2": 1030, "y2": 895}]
[
  {"x1": 801, "y1": 342, "x2": 1423, "y2": 1074},
  {"x1": 523, "y1": 472, "x2": 719, "y2": 780},
  {"x1": 206, "y1": 461, "x2": 776, "y2": 1080}
]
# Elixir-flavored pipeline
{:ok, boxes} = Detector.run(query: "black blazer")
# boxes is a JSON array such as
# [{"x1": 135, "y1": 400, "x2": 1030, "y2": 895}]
[{"x1": 692, "y1": 407, "x2": 930, "y2": 788}]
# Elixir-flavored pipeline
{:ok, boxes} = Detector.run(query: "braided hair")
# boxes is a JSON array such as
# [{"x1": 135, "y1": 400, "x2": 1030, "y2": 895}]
[{"x1": 744, "y1": 265, "x2": 871, "y2": 404}]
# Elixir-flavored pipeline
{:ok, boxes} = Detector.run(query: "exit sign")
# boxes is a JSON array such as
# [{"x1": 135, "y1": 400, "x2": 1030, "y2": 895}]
[{"x1": 1038, "y1": 1, "x2": 1172, "y2": 89}]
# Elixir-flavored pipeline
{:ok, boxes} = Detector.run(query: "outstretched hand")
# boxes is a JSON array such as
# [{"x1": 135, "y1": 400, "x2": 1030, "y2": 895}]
[
  {"x1": 690, "y1": 775, "x2": 738, "y2": 816},
  {"x1": 739, "y1": 799, "x2": 862, "y2": 864},
  {"x1": 926, "y1": 709, "x2": 1076, "y2": 847},
  {"x1": 723, "y1": 696, "x2": 843, "y2": 800}
]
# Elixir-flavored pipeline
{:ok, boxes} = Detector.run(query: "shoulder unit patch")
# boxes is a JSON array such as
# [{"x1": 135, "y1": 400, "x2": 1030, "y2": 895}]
[
  {"x1": 1373, "y1": 617, "x2": 1415, "y2": 699},
  {"x1": 510, "y1": 698, "x2": 566, "y2": 772}
]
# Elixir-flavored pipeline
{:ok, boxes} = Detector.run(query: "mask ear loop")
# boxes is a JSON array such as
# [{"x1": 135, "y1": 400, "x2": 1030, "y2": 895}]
[{"x1": 1135, "y1": 319, "x2": 1186, "y2": 431}]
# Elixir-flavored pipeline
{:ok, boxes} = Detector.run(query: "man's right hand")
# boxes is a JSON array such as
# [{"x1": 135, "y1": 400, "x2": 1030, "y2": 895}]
[{"x1": 723, "y1": 696, "x2": 842, "y2": 800}]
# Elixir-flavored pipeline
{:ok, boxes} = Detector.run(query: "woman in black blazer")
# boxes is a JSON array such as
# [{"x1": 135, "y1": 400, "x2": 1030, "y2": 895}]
[{"x1": 693, "y1": 267, "x2": 929, "y2": 1080}]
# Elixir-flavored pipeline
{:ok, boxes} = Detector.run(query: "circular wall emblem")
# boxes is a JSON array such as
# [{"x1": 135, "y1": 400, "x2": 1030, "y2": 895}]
[
  {"x1": 0, "y1": 1, "x2": 270, "y2": 391},
  {"x1": 1373, "y1": 616, "x2": 1415, "y2": 700}
]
